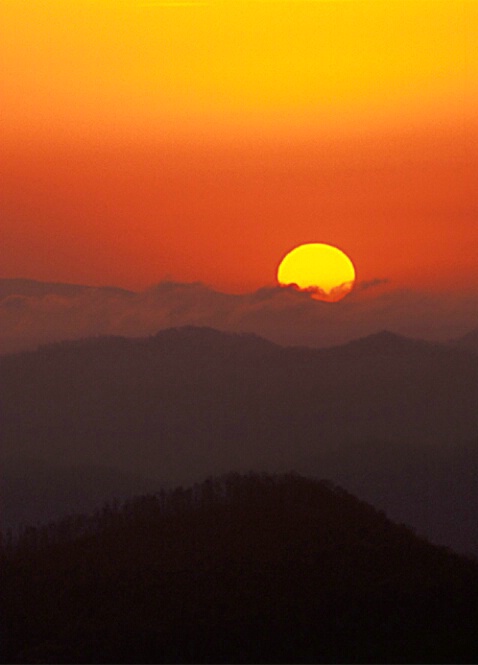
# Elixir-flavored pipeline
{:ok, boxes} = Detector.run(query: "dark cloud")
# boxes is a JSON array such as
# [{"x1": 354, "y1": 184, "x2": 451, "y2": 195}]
[
  {"x1": 0, "y1": 295, "x2": 30, "y2": 311},
  {"x1": 0, "y1": 278, "x2": 477, "y2": 355},
  {"x1": 355, "y1": 278, "x2": 391, "y2": 291}
]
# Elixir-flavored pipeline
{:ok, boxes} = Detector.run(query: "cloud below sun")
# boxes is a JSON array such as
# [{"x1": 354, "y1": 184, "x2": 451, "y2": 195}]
[{"x1": 1, "y1": 278, "x2": 477, "y2": 356}]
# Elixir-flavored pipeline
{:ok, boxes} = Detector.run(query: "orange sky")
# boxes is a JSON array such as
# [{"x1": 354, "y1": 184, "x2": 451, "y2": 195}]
[{"x1": 1, "y1": 0, "x2": 477, "y2": 294}]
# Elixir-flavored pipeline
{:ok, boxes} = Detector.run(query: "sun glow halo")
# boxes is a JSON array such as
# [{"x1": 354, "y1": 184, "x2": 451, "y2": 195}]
[{"x1": 277, "y1": 243, "x2": 356, "y2": 303}]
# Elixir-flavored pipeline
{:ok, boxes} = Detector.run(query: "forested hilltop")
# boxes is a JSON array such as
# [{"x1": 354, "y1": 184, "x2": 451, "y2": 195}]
[{"x1": 2, "y1": 473, "x2": 477, "y2": 664}]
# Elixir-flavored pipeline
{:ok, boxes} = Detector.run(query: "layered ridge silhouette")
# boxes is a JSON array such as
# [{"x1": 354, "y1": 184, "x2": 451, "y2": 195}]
[{"x1": 1, "y1": 326, "x2": 477, "y2": 556}]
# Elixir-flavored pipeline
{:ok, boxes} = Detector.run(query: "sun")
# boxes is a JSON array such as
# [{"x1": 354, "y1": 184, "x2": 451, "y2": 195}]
[{"x1": 277, "y1": 243, "x2": 356, "y2": 302}]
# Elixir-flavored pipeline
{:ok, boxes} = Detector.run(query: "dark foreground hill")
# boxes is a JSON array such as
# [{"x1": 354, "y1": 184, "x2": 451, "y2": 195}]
[
  {"x1": 2, "y1": 473, "x2": 477, "y2": 664},
  {"x1": 1, "y1": 327, "x2": 477, "y2": 555}
]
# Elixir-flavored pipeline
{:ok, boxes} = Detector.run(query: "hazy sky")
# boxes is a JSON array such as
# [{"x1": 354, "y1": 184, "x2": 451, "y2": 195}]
[{"x1": 1, "y1": 0, "x2": 477, "y2": 295}]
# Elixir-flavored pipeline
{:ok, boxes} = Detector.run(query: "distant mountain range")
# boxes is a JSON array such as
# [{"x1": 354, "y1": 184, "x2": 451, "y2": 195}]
[
  {"x1": 1, "y1": 277, "x2": 478, "y2": 353},
  {"x1": 1, "y1": 325, "x2": 477, "y2": 556},
  {"x1": 452, "y1": 326, "x2": 478, "y2": 354}
]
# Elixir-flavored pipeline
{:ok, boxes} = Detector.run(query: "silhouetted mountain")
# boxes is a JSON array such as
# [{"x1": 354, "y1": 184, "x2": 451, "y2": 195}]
[
  {"x1": 2, "y1": 473, "x2": 477, "y2": 664},
  {"x1": 453, "y1": 327, "x2": 478, "y2": 354},
  {"x1": 298, "y1": 436, "x2": 478, "y2": 557},
  {"x1": 343, "y1": 329, "x2": 434, "y2": 352},
  {"x1": 1, "y1": 327, "x2": 477, "y2": 555},
  {"x1": 2, "y1": 277, "x2": 478, "y2": 354}
]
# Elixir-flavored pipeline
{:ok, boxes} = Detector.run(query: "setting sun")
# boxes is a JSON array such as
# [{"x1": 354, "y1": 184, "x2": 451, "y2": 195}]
[{"x1": 277, "y1": 243, "x2": 356, "y2": 303}]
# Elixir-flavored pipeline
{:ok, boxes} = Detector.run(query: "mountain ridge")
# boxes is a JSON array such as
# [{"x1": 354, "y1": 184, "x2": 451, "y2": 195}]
[
  {"x1": 2, "y1": 276, "x2": 478, "y2": 353},
  {"x1": 1, "y1": 325, "x2": 477, "y2": 556},
  {"x1": 1, "y1": 323, "x2": 465, "y2": 359}
]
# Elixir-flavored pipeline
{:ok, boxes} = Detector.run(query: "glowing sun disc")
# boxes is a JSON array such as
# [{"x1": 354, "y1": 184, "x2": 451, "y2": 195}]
[{"x1": 277, "y1": 243, "x2": 356, "y2": 302}]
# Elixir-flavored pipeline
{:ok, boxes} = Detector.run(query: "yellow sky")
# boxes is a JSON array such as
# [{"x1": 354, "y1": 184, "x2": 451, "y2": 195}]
[{"x1": 2, "y1": 0, "x2": 476, "y2": 143}]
